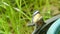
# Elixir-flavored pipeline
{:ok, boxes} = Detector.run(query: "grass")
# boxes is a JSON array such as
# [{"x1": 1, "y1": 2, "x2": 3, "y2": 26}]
[{"x1": 0, "y1": 0, "x2": 60, "y2": 34}]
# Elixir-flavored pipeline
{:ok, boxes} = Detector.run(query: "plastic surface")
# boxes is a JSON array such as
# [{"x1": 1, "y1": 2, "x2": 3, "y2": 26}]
[{"x1": 47, "y1": 18, "x2": 60, "y2": 34}]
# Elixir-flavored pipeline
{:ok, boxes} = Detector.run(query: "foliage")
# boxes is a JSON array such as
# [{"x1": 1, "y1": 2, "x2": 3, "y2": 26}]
[{"x1": 0, "y1": 0, "x2": 60, "y2": 34}]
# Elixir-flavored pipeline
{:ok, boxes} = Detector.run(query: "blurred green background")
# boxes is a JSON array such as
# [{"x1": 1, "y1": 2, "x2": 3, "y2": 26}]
[{"x1": 0, "y1": 0, "x2": 60, "y2": 34}]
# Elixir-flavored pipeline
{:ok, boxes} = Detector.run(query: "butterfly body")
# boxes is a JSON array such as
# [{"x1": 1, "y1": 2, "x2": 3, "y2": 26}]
[{"x1": 27, "y1": 11, "x2": 45, "y2": 34}]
